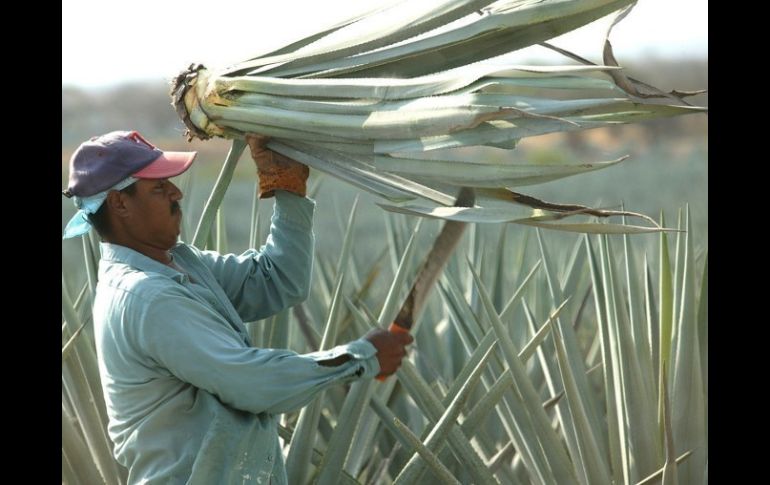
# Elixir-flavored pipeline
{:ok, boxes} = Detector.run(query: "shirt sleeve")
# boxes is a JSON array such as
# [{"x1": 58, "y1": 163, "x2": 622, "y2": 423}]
[
  {"x1": 196, "y1": 190, "x2": 315, "y2": 322},
  {"x1": 136, "y1": 288, "x2": 380, "y2": 416}
]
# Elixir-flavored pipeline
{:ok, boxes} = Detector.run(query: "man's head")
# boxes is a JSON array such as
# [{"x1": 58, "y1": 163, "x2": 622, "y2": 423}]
[{"x1": 63, "y1": 131, "x2": 197, "y2": 254}]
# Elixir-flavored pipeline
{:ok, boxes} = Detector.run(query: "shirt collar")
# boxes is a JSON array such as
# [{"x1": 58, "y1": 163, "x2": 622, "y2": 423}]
[{"x1": 99, "y1": 242, "x2": 189, "y2": 283}]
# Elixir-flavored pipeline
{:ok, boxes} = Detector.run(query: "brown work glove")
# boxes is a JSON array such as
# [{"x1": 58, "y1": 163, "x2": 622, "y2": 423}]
[{"x1": 245, "y1": 134, "x2": 310, "y2": 199}]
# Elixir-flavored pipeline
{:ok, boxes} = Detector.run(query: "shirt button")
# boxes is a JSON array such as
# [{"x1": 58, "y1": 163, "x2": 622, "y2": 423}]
[{"x1": 267, "y1": 454, "x2": 273, "y2": 462}]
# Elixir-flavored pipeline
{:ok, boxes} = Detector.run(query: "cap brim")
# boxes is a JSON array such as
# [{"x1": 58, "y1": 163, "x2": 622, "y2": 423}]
[{"x1": 132, "y1": 151, "x2": 197, "y2": 179}]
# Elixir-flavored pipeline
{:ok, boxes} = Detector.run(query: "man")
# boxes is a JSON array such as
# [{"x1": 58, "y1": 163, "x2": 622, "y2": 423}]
[{"x1": 62, "y1": 130, "x2": 413, "y2": 484}]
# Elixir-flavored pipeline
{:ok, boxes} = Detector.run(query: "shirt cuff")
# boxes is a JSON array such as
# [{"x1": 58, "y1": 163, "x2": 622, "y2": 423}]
[
  {"x1": 309, "y1": 338, "x2": 380, "y2": 380},
  {"x1": 273, "y1": 190, "x2": 315, "y2": 230}
]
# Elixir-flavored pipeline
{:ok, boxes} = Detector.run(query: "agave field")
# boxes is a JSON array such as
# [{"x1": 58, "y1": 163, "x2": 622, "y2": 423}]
[
  {"x1": 62, "y1": 0, "x2": 706, "y2": 483},
  {"x1": 63, "y1": 186, "x2": 707, "y2": 484}
]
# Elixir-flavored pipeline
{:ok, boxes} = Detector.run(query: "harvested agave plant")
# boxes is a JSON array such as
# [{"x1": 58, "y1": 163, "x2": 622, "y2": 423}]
[{"x1": 171, "y1": 0, "x2": 706, "y2": 234}]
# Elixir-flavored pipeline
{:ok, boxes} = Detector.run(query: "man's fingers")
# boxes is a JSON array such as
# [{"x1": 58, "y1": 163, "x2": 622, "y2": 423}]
[
  {"x1": 245, "y1": 134, "x2": 269, "y2": 146},
  {"x1": 245, "y1": 134, "x2": 270, "y2": 157}
]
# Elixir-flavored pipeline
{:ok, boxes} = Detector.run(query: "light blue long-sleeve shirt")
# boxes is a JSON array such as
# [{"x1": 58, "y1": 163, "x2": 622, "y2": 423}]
[{"x1": 92, "y1": 191, "x2": 380, "y2": 484}]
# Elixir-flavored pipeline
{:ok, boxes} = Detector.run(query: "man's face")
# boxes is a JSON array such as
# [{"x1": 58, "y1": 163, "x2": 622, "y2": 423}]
[{"x1": 122, "y1": 178, "x2": 184, "y2": 251}]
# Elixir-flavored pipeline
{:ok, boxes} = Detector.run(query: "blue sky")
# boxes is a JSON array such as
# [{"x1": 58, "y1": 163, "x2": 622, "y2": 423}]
[{"x1": 62, "y1": 0, "x2": 707, "y2": 88}]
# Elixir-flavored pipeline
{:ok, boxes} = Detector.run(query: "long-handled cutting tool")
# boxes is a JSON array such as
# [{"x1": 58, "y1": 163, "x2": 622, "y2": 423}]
[{"x1": 378, "y1": 187, "x2": 476, "y2": 380}]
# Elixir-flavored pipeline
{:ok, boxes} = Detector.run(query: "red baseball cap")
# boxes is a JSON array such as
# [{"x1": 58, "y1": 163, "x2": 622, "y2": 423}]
[{"x1": 64, "y1": 130, "x2": 197, "y2": 198}]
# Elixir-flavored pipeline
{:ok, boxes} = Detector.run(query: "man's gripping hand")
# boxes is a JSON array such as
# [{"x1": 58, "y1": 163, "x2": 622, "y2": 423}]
[
  {"x1": 245, "y1": 134, "x2": 310, "y2": 198},
  {"x1": 363, "y1": 328, "x2": 414, "y2": 379}
]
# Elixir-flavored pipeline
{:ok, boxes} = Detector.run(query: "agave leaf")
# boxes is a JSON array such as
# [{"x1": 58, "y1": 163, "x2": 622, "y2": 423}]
[
  {"x1": 658, "y1": 211, "x2": 674, "y2": 395},
  {"x1": 374, "y1": 104, "x2": 704, "y2": 153},
  {"x1": 397, "y1": 360, "x2": 500, "y2": 485},
  {"x1": 314, "y1": 379, "x2": 375, "y2": 485},
  {"x1": 499, "y1": 258, "x2": 541, "y2": 322},
  {"x1": 82, "y1": 231, "x2": 99, "y2": 300},
  {"x1": 378, "y1": 218, "x2": 423, "y2": 327},
  {"x1": 370, "y1": 155, "x2": 627, "y2": 187},
  {"x1": 369, "y1": 395, "x2": 424, "y2": 452},
  {"x1": 560, "y1": 235, "x2": 587, "y2": 304},
  {"x1": 643, "y1": 254, "x2": 659, "y2": 382},
  {"x1": 520, "y1": 298, "x2": 569, "y2": 362},
  {"x1": 584, "y1": 234, "x2": 624, "y2": 484},
  {"x1": 622, "y1": 218, "x2": 660, "y2": 425},
  {"x1": 521, "y1": 300, "x2": 587, "y2": 483},
  {"x1": 231, "y1": 91, "x2": 623, "y2": 116},
  {"x1": 469, "y1": 260, "x2": 577, "y2": 483},
  {"x1": 458, "y1": 74, "x2": 624, "y2": 93},
  {"x1": 248, "y1": 182, "x2": 260, "y2": 250},
  {"x1": 277, "y1": 425, "x2": 361, "y2": 485},
  {"x1": 441, "y1": 329, "x2": 497, "y2": 408},
  {"x1": 192, "y1": 140, "x2": 246, "y2": 247},
  {"x1": 62, "y1": 275, "x2": 108, "y2": 423},
  {"x1": 492, "y1": 226, "x2": 509, "y2": 311},
  {"x1": 62, "y1": 287, "x2": 122, "y2": 485},
  {"x1": 636, "y1": 451, "x2": 694, "y2": 485},
  {"x1": 552, "y1": 322, "x2": 613, "y2": 484},
  {"x1": 395, "y1": 343, "x2": 495, "y2": 484},
  {"x1": 230, "y1": 0, "x2": 401, "y2": 69},
  {"x1": 391, "y1": 417, "x2": 463, "y2": 485},
  {"x1": 669, "y1": 209, "x2": 683, "y2": 372},
  {"x1": 62, "y1": 321, "x2": 88, "y2": 361},
  {"x1": 212, "y1": 64, "x2": 548, "y2": 101},
  {"x1": 62, "y1": 405, "x2": 108, "y2": 485},
  {"x1": 462, "y1": 301, "x2": 566, "y2": 435},
  {"x1": 604, "y1": 235, "x2": 662, "y2": 480},
  {"x1": 272, "y1": 140, "x2": 456, "y2": 205},
  {"x1": 206, "y1": 100, "x2": 522, "y2": 140},
  {"x1": 70, "y1": 280, "x2": 92, "y2": 329},
  {"x1": 227, "y1": 1, "x2": 495, "y2": 76},
  {"x1": 314, "y1": 215, "x2": 424, "y2": 485},
  {"x1": 378, "y1": 201, "x2": 667, "y2": 234},
  {"x1": 697, "y1": 252, "x2": 708, "y2": 433},
  {"x1": 286, "y1": 202, "x2": 358, "y2": 484},
  {"x1": 669, "y1": 207, "x2": 706, "y2": 484},
  {"x1": 660, "y1": 365, "x2": 678, "y2": 485},
  {"x1": 215, "y1": 208, "x2": 227, "y2": 254},
  {"x1": 597, "y1": 235, "x2": 634, "y2": 483},
  {"x1": 461, "y1": 370, "x2": 513, "y2": 437},
  {"x1": 289, "y1": 1, "x2": 637, "y2": 78}
]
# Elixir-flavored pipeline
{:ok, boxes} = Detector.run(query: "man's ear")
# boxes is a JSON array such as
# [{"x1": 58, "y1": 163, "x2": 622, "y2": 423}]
[{"x1": 105, "y1": 190, "x2": 130, "y2": 218}]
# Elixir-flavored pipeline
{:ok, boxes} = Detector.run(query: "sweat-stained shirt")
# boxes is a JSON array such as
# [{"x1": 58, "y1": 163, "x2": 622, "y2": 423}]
[{"x1": 92, "y1": 191, "x2": 380, "y2": 484}]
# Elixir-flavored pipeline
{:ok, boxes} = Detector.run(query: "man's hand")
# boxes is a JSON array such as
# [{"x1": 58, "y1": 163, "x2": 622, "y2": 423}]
[
  {"x1": 245, "y1": 134, "x2": 310, "y2": 199},
  {"x1": 364, "y1": 328, "x2": 414, "y2": 379}
]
